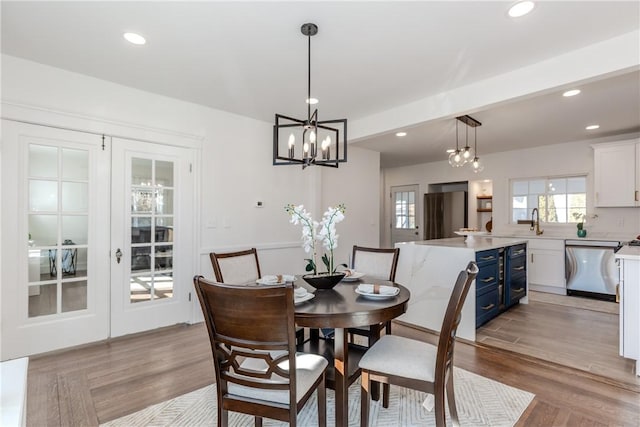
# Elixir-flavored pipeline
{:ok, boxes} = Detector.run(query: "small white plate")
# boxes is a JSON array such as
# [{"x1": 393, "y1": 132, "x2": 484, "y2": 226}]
[
  {"x1": 341, "y1": 271, "x2": 365, "y2": 282},
  {"x1": 256, "y1": 275, "x2": 296, "y2": 285},
  {"x1": 294, "y1": 293, "x2": 315, "y2": 305},
  {"x1": 355, "y1": 288, "x2": 399, "y2": 300}
]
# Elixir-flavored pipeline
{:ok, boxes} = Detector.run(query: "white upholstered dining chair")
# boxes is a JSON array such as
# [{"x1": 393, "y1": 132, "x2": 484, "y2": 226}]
[
  {"x1": 209, "y1": 248, "x2": 261, "y2": 284},
  {"x1": 209, "y1": 247, "x2": 305, "y2": 345},
  {"x1": 348, "y1": 246, "x2": 400, "y2": 344},
  {"x1": 358, "y1": 261, "x2": 479, "y2": 426}
]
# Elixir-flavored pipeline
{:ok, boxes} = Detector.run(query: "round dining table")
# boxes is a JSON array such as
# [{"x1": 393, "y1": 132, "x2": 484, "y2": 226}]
[{"x1": 294, "y1": 278, "x2": 410, "y2": 427}]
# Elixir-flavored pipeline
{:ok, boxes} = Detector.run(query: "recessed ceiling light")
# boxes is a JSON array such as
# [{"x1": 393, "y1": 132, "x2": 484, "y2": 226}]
[
  {"x1": 396, "y1": 132, "x2": 407, "y2": 137},
  {"x1": 508, "y1": 1, "x2": 535, "y2": 18},
  {"x1": 586, "y1": 124, "x2": 600, "y2": 130},
  {"x1": 563, "y1": 89, "x2": 581, "y2": 97},
  {"x1": 446, "y1": 149, "x2": 456, "y2": 153},
  {"x1": 306, "y1": 98, "x2": 318, "y2": 105},
  {"x1": 123, "y1": 32, "x2": 146, "y2": 45}
]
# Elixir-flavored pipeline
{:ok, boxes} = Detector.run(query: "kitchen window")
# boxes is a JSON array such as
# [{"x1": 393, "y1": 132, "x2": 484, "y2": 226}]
[{"x1": 511, "y1": 176, "x2": 586, "y2": 224}]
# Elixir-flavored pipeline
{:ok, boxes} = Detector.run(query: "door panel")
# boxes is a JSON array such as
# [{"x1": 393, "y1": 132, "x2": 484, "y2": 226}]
[
  {"x1": 1, "y1": 120, "x2": 109, "y2": 360},
  {"x1": 390, "y1": 184, "x2": 421, "y2": 245},
  {"x1": 110, "y1": 138, "x2": 194, "y2": 337}
]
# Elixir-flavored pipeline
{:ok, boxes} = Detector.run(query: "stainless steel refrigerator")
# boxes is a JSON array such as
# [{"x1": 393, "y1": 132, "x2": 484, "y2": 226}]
[{"x1": 423, "y1": 191, "x2": 468, "y2": 240}]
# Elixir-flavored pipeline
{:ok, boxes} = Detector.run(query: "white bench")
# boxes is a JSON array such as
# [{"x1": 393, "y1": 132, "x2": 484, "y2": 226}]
[{"x1": 1, "y1": 357, "x2": 29, "y2": 427}]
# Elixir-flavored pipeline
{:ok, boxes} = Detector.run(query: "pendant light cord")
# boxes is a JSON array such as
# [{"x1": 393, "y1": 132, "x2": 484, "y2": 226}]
[{"x1": 307, "y1": 32, "x2": 311, "y2": 122}]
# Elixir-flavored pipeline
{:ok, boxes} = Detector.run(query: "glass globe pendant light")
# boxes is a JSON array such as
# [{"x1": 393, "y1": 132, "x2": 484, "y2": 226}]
[
  {"x1": 460, "y1": 122, "x2": 474, "y2": 164},
  {"x1": 448, "y1": 120, "x2": 465, "y2": 167},
  {"x1": 471, "y1": 123, "x2": 484, "y2": 173}
]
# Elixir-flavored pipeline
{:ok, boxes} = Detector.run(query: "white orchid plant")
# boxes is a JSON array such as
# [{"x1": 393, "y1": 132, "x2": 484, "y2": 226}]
[{"x1": 285, "y1": 203, "x2": 347, "y2": 275}]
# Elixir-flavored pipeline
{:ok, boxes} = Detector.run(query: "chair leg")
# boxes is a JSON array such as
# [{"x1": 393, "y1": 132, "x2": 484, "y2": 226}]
[
  {"x1": 385, "y1": 320, "x2": 392, "y2": 335},
  {"x1": 254, "y1": 416, "x2": 263, "y2": 427},
  {"x1": 295, "y1": 327, "x2": 305, "y2": 346},
  {"x1": 318, "y1": 375, "x2": 327, "y2": 427},
  {"x1": 360, "y1": 371, "x2": 370, "y2": 427},
  {"x1": 446, "y1": 369, "x2": 459, "y2": 427},
  {"x1": 218, "y1": 407, "x2": 228, "y2": 427},
  {"x1": 434, "y1": 382, "x2": 447, "y2": 427},
  {"x1": 382, "y1": 383, "x2": 390, "y2": 408}
]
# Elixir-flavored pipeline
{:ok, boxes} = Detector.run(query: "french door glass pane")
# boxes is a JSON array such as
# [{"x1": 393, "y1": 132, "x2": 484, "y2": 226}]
[
  {"x1": 129, "y1": 158, "x2": 174, "y2": 303},
  {"x1": 62, "y1": 281, "x2": 88, "y2": 312},
  {"x1": 62, "y1": 149, "x2": 89, "y2": 180},
  {"x1": 62, "y1": 215, "x2": 88, "y2": 245},
  {"x1": 29, "y1": 214, "x2": 57, "y2": 245},
  {"x1": 29, "y1": 180, "x2": 57, "y2": 211},
  {"x1": 132, "y1": 158, "x2": 152, "y2": 185},
  {"x1": 29, "y1": 145, "x2": 58, "y2": 178},
  {"x1": 62, "y1": 182, "x2": 88, "y2": 211},
  {"x1": 28, "y1": 283, "x2": 57, "y2": 317}
]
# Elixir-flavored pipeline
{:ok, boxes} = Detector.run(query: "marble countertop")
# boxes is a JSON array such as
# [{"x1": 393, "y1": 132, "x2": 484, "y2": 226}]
[
  {"x1": 491, "y1": 230, "x2": 635, "y2": 242},
  {"x1": 615, "y1": 245, "x2": 640, "y2": 260},
  {"x1": 399, "y1": 236, "x2": 528, "y2": 251}
]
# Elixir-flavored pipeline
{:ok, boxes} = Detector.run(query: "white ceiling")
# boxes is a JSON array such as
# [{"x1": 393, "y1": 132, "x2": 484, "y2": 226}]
[{"x1": 2, "y1": 1, "x2": 639, "y2": 167}]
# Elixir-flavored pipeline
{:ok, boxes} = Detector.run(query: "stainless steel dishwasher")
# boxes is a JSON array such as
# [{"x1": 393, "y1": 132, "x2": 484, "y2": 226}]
[{"x1": 565, "y1": 240, "x2": 621, "y2": 301}]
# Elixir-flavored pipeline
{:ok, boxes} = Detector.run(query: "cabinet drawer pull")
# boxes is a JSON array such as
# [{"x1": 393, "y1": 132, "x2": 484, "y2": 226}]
[
  {"x1": 513, "y1": 287, "x2": 525, "y2": 292},
  {"x1": 481, "y1": 276, "x2": 495, "y2": 283},
  {"x1": 480, "y1": 256, "x2": 495, "y2": 261},
  {"x1": 636, "y1": 190, "x2": 639, "y2": 202},
  {"x1": 514, "y1": 266, "x2": 525, "y2": 271},
  {"x1": 481, "y1": 303, "x2": 495, "y2": 311}
]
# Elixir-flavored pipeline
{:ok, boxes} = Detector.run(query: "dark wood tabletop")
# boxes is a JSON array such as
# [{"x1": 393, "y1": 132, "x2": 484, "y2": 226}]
[{"x1": 293, "y1": 277, "x2": 410, "y2": 427}]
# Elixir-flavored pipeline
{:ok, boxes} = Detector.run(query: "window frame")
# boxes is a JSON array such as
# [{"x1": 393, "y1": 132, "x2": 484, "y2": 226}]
[{"x1": 510, "y1": 175, "x2": 587, "y2": 225}]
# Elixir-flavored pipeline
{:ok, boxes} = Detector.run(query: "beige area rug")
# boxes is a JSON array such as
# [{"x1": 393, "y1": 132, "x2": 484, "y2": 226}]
[
  {"x1": 102, "y1": 368, "x2": 534, "y2": 427},
  {"x1": 528, "y1": 291, "x2": 618, "y2": 314}
]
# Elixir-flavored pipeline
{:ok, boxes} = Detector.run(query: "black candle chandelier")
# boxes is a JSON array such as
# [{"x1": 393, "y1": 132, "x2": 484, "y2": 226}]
[{"x1": 273, "y1": 23, "x2": 347, "y2": 169}]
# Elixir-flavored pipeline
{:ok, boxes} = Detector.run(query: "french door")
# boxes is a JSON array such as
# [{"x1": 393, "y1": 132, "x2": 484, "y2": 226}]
[
  {"x1": 1, "y1": 121, "x2": 196, "y2": 360},
  {"x1": 110, "y1": 138, "x2": 195, "y2": 337},
  {"x1": 1, "y1": 120, "x2": 110, "y2": 359}
]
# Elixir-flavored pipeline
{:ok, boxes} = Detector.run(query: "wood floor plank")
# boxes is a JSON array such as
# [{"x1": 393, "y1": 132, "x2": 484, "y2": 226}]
[
  {"x1": 26, "y1": 371, "x2": 60, "y2": 426},
  {"x1": 57, "y1": 371, "x2": 99, "y2": 426}
]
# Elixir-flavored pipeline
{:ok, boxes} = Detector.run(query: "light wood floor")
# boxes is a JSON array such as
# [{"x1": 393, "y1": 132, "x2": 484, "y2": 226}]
[
  {"x1": 477, "y1": 292, "x2": 639, "y2": 390},
  {"x1": 27, "y1": 322, "x2": 640, "y2": 426}
]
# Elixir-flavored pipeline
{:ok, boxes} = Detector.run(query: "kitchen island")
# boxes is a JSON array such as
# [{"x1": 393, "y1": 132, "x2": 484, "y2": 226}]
[{"x1": 394, "y1": 236, "x2": 528, "y2": 341}]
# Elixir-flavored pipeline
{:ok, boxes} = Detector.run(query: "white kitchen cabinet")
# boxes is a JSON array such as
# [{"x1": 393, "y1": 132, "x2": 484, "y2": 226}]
[
  {"x1": 615, "y1": 247, "x2": 640, "y2": 376},
  {"x1": 528, "y1": 238, "x2": 565, "y2": 295},
  {"x1": 593, "y1": 140, "x2": 639, "y2": 207}
]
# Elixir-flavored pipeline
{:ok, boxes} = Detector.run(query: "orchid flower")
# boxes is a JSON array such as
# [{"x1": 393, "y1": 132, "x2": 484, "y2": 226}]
[{"x1": 286, "y1": 203, "x2": 346, "y2": 275}]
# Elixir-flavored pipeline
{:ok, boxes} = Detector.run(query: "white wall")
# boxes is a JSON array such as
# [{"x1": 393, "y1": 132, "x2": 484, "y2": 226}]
[
  {"x1": 1, "y1": 54, "x2": 381, "y2": 317},
  {"x1": 382, "y1": 135, "x2": 640, "y2": 246}
]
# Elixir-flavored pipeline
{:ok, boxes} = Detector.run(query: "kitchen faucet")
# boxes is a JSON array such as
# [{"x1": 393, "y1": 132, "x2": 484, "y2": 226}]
[{"x1": 530, "y1": 208, "x2": 544, "y2": 235}]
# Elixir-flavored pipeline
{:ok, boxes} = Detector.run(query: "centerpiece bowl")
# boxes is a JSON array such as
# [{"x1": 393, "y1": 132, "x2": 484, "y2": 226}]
[{"x1": 302, "y1": 272, "x2": 346, "y2": 290}]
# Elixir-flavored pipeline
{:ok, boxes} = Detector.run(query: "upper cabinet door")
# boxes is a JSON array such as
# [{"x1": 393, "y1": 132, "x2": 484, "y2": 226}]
[{"x1": 593, "y1": 140, "x2": 639, "y2": 207}]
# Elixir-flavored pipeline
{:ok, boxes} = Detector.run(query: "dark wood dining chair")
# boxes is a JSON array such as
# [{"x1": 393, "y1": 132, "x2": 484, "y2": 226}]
[
  {"x1": 210, "y1": 248, "x2": 305, "y2": 345},
  {"x1": 193, "y1": 276, "x2": 327, "y2": 427},
  {"x1": 359, "y1": 261, "x2": 479, "y2": 427},
  {"x1": 348, "y1": 246, "x2": 400, "y2": 345}
]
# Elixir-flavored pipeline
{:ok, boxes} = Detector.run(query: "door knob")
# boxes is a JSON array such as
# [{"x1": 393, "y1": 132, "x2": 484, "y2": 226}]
[{"x1": 115, "y1": 248, "x2": 123, "y2": 264}]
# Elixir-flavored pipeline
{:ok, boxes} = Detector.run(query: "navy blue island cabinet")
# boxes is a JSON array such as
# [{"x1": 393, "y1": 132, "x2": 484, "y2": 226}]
[{"x1": 475, "y1": 243, "x2": 527, "y2": 327}]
